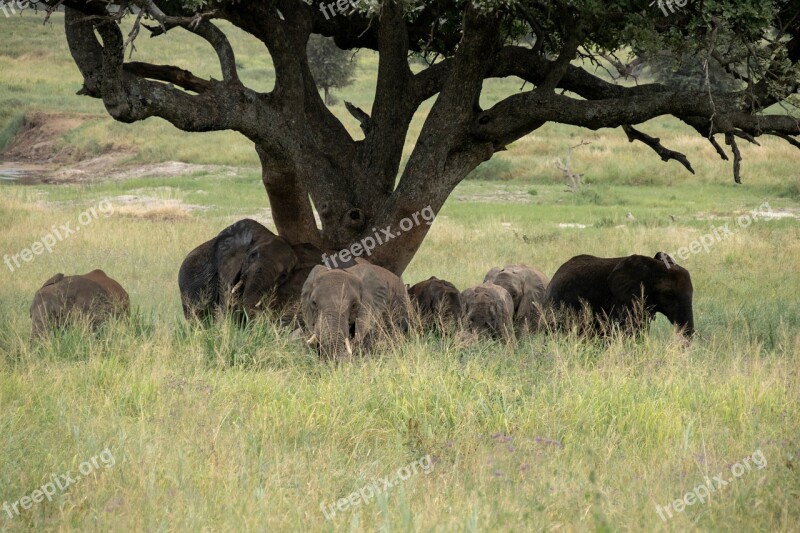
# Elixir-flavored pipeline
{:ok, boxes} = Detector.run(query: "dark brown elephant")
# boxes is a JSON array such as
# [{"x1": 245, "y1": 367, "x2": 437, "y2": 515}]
[
  {"x1": 407, "y1": 276, "x2": 462, "y2": 327},
  {"x1": 178, "y1": 219, "x2": 323, "y2": 323},
  {"x1": 545, "y1": 253, "x2": 694, "y2": 338},
  {"x1": 30, "y1": 269, "x2": 129, "y2": 338},
  {"x1": 301, "y1": 263, "x2": 409, "y2": 360},
  {"x1": 460, "y1": 282, "x2": 514, "y2": 341},
  {"x1": 484, "y1": 264, "x2": 549, "y2": 334}
]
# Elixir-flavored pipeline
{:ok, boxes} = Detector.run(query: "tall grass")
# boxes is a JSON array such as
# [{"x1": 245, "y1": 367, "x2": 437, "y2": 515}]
[{"x1": 1, "y1": 11, "x2": 799, "y2": 532}]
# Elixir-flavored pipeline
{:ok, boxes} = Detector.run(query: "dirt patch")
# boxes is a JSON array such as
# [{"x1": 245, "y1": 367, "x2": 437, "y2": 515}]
[
  {"x1": 2, "y1": 112, "x2": 100, "y2": 164},
  {"x1": 109, "y1": 162, "x2": 239, "y2": 181},
  {"x1": 109, "y1": 194, "x2": 207, "y2": 221},
  {"x1": 455, "y1": 190, "x2": 533, "y2": 203},
  {"x1": 1, "y1": 111, "x2": 239, "y2": 184}
]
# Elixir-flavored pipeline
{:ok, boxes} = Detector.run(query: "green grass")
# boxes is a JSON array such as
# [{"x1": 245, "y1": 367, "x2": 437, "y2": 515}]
[{"x1": 1, "y1": 11, "x2": 800, "y2": 533}]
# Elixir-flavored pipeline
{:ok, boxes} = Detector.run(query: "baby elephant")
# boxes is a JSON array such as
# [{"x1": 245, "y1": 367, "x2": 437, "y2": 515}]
[
  {"x1": 484, "y1": 264, "x2": 549, "y2": 334},
  {"x1": 545, "y1": 252, "x2": 694, "y2": 338},
  {"x1": 302, "y1": 262, "x2": 409, "y2": 360},
  {"x1": 407, "y1": 277, "x2": 462, "y2": 327},
  {"x1": 460, "y1": 282, "x2": 514, "y2": 341},
  {"x1": 30, "y1": 270, "x2": 129, "y2": 338}
]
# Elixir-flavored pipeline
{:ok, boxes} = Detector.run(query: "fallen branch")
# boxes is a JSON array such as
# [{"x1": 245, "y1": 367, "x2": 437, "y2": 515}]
[{"x1": 555, "y1": 140, "x2": 590, "y2": 192}]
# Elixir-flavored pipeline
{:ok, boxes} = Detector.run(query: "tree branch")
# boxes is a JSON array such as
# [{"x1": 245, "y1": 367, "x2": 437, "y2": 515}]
[
  {"x1": 725, "y1": 132, "x2": 743, "y2": 184},
  {"x1": 123, "y1": 62, "x2": 213, "y2": 93},
  {"x1": 344, "y1": 101, "x2": 371, "y2": 134},
  {"x1": 622, "y1": 125, "x2": 695, "y2": 174}
]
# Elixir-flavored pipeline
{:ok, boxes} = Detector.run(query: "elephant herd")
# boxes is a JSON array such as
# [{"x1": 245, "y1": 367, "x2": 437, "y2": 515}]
[{"x1": 29, "y1": 218, "x2": 695, "y2": 358}]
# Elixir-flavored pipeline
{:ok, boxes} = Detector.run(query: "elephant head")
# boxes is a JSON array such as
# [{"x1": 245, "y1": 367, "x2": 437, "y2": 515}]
[
  {"x1": 301, "y1": 264, "x2": 399, "y2": 360},
  {"x1": 407, "y1": 276, "x2": 462, "y2": 325},
  {"x1": 179, "y1": 219, "x2": 301, "y2": 322},
  {"x1": 484, "y1": 265, "x2": 549, "y2": 331},
  {"x1": 214, "y1": 219, "x2": 298, "y2": 314},
  {"x1": 608, "y1": 252, "x2": 694, "y2": 337},
  {"x1": 460, "y1": 283, "x2": 514, "y2": 340}
]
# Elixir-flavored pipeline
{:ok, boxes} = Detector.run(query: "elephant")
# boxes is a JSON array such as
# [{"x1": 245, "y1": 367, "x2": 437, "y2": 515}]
[
  {"x1": 460, "y1": 282, "x2": 515, "y2": 341},
  {"x1": 178, "y1": 219, "x2": 323, "y2": 323},
  {"x1": 30, "y1": 269, "x2": 129, "y2": 338},
  {"x1": 544, "y1": 252, "x2": 694, "y2": 338},
  {"x1": 407, "y1": 276, "x2": 462, "y2": 327},
  {"x1": 484, "y1": 264, "x2": 549, "y2": 333},
  {"x1": 301, "y1": 262, "x2": 409, "y2": 360}
]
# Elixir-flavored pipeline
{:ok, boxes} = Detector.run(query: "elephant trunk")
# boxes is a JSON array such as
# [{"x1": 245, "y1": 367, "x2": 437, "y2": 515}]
[
  {"x1": 674, "y1": 296, "x2": 695, "y2": 339},
  {"x1": 315, "y1": 311, "x2": 353, "y2": 360}
]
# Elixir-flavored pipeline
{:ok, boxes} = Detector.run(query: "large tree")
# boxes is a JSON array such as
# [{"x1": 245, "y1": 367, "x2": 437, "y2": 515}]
[{"x1": 44, "y1": 0, "x2": 800, "y2": 274}]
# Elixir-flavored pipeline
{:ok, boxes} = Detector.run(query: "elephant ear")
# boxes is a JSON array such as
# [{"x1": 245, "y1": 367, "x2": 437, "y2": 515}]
[
  {"x1": 497, "y1": 286, "x2": 514, "y2": 321},
  {"x1": 459, "y1": 288, "x2": 475, "y2": 316},
  {"x1": 40, "y1": 273, "x2": 65, "y2": 289},
  {"x1": 493, "y1": 286, "x2": 514, "y2": 338},
  {"x1": 213, "y1": 219, "x2": 272, "y2": 286},
  {"x1": 300, "y1": 265, "x2": 328, "y2": 328},
  {"x1": 484, "y1": 267, "x2": 502, "y2": 284},
  {"x1": 355, "y1": 267, "x2": 391, "y2": 343},
  {"x1": 609, "y1": 255, "x2": 654, "y2": 304},
  {"x1": 514, "y1": 271, "x2": 537, "y2": 324},
  {"x1": 655, "y1": 251, "x2": 678, "y2": 269}
]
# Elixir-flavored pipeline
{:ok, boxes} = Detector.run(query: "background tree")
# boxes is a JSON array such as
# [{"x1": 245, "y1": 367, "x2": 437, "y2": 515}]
[
  {"x1": 43, "y1": 0, "x2": 800, "y2": 274},
  {"x1": 307, "y1": 34, "x2": 357, "y2": 105},
  {"x1": 646, "y1": 51, "x2": 742, "y2": 92}
]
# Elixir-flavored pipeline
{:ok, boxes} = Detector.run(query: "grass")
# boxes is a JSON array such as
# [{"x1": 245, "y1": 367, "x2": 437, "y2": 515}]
[{"x1": 1, "y1": 11, "x2": 800, "y2": 533}]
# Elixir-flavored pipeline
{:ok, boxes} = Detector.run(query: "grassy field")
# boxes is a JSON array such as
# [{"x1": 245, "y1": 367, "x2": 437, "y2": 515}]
[{"x1": 1, "y1": 11, "x2": 800, "y2": 532}]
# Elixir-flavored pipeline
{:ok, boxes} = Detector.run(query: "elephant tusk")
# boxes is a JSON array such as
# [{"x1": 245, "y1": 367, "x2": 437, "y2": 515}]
[
  {"x1": 255, "y1": 299, "x2": 262, "y2": 308},
  {"x1": 345, "y1": 337, "x2": 353, "y2": 356},
  {"x1": 230, "y1": 280, "x2": 243, "y2": 295},
  {"x1": 306, "y1": 334, "x2": 318, "y2": 346}
]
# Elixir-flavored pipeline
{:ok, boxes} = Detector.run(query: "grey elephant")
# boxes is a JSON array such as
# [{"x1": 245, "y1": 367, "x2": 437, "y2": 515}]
[
  {"x1": 178, "y1": 219, "x2": 323, "y2": 323},
  {"x1": 301, "y1": 262, "x2": 409, "y2": 360},
  {"x1": 460, "y1": 282, "x2": 514, "y2": 341},
  {"x1": 484, "y1": 264, "x2": 549, "y2": 334},
  {"x1": 30, "y1": 269, "x2": 129, "y2": 338},
  {"x1": 407, "y1": 276, "x2": 462, "y2": 328},
  {"x1": 545, "y1": 252, "x2": 694, "y2": 338}
]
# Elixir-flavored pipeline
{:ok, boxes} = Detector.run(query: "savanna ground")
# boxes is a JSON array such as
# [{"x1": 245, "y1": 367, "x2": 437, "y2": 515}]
[{"x1": 1, "y1": 11, "x2": 799, "y2": 532}]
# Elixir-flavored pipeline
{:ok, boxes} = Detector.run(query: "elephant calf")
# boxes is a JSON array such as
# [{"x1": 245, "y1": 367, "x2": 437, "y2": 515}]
[
  {"x1": 30, "y1": 269, "x2": 129, "y2": 338},
  {"x1": 484, "y1": 264, "x2": 549, "y2": 334},
  {"x1": 302, "y1": 263, "x2": 409, "y2": 360},
  {"x1": 545, "y1": 252, "x2": 694, "y2": 338},
  {"x1": 460, "y1": 282, "x2": 515, "y2": 341},
  {"x1": 407, "y1": 276, "x2": 462, "y2": 327}
]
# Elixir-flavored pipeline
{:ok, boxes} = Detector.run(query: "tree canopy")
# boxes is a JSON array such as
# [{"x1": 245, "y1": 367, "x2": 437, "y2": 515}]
[{"x1": 42, "y1": 0, "x2": 800, "y2": 273}]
